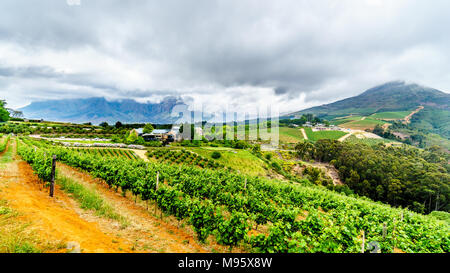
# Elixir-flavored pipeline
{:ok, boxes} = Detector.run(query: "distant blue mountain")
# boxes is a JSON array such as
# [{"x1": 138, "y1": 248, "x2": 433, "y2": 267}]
[{"x1": 19, "y1": 96, "x2": 189, "y2": 124}]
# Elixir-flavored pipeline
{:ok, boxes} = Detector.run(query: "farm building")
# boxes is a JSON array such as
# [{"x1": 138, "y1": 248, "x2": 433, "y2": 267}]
[{"x1": 134, "y1": 127, "x2": 180, "y2": 142}]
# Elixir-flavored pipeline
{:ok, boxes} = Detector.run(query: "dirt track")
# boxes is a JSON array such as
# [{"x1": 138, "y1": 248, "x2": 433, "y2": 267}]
[
  {"x1": 403, "y1": 106, "x2": 424, "y2": 124},
  {"x1": 56, "y1": 163, "x2": 209, "y2": 253},
  {"x1": 0, "y1": 143, "x2": 132, "y2": 252},
  {"x1": 0, "y1": 140, "x2": 210, "y2": 253},
  {"x1": 300, "y1": 128, "x2": 308, "y2": 140}
]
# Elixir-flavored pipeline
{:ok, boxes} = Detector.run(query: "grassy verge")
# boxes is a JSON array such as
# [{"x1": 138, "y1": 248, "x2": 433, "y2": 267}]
[
  {"x1": 0, "y1": 142, "x2": 14, "y2": 165},
  {"x1": 187, "y1": 147, "x2": 269, "y2": 176},
  {"x1": 0, "y1": 200, "x2": 66, "y2": 253},
  {"x1": 56, "y1": 175, "x2": 129, "y2": 228}
]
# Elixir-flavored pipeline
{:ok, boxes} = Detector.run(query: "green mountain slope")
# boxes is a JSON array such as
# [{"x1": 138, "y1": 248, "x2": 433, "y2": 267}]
[
  {"x1": 290, "y1": 81, "x2": 450, "y2": 119},
  {"x1": 288, "y1": 81, "x2": 450, "y2": 150}
]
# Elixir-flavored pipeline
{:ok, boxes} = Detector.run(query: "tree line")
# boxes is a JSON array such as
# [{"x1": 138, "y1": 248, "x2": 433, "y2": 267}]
[{"x1": 295, "y1": 139, "x2": 450, "y2": 214}]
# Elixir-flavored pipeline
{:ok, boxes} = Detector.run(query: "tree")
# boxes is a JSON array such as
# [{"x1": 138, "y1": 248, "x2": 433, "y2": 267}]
[
  {"x1": 126, "y1": 130, "x2": 138, "y2": 143},
  {"x1": 295, "y1": 141, "x2": 315, "y2": 161},
  {"x1": 8, "y1": 109, "x2": 23, "y2": 119},
  {"x1": 143, "y1": 123, "x2": 154, "y2": 134},
  {"x1": 0, "y1": 100, "x2": 10, "y2": 122},
  {"x1": 99, "y1": 122, "x2": 109, "y2": 128},
  {"x1": 115, "y1": 121, "x2": 123, "y2": 128}
]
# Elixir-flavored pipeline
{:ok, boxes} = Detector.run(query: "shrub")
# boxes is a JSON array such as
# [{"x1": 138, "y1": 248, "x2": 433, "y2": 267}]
[{"x1": 211, "y1": 151, "x2": 221, "y2": 159}]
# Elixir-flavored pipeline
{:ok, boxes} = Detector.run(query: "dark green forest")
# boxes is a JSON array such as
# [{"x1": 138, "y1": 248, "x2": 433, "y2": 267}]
[{"x1": 295, "y1": 139, "x2": 450, "y2": 214}]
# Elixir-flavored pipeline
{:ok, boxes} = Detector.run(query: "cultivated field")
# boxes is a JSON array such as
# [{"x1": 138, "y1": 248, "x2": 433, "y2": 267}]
[{"x1": 1, "y1": 136, "x2": 447, "y2": 253}]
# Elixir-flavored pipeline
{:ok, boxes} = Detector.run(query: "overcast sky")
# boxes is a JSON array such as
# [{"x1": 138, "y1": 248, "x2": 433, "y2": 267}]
[{"x1": 0, "y1": 0, "x2": 449, "y2": 115}]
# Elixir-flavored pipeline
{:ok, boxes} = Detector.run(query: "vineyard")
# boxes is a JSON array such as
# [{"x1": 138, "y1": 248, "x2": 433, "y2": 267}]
[
  {"x1": 147, "y1": 149, "x2": 225, "y2": 170},
  {"x1": 0, "y1": 135, "x2": 10, "y2": 153},
  {"x1": 69, "y1": 148, "x2": 138, "y2": 160},
  {"x1": 304, "y1": 128, "x2": 348, "y2": 141},
  {"x1": 15, "y1": 137, "x2": 449, "y2": 253}
]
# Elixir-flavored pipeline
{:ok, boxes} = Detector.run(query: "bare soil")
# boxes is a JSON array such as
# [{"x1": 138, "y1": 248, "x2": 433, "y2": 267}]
[{"x1": 0, "y1": 140, "x2": 213, "y2": 253}]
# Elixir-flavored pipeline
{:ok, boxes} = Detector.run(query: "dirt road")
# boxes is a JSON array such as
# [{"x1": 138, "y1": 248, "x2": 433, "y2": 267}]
[
  {"x1": 0, "y1": 140, "x2": 210, "y2": 253},
  {"x1": 300, "y1": 128, "x2": 308, "y2": 140},
  {"x1": 56, "y1": 163, "x2": 209, "y2": 253},
  {"x1": 338, "y1": 131, "x2": 353, "y2": 142},
  {"x1": 0, "y1": 143, "x2": 132, "y2": 253},
  {"x1": 403, "y1": 106, "x2": 424, "y2": 124},
  {"x1": 130, "y1": 149, "x2": 148, "y2": 161}
]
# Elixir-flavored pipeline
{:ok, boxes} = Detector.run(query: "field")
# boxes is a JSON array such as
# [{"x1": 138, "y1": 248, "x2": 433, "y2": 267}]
[
  {"x1": 330, "y1": 116, "x2": 364, "y2": 126},
  {"x1": 174, "y1": 146, "x2": 269, "y2": 177},
  {"x1": 344, "y1": 135, "x2": 400, "y2": 146},
  {"x1": 7, "y1": 136, "x2": 448, "y2": 253},
  {"x1": 303, "y1": 128, "x2": 348, "y2": 141},
  {"x1": 70, "y1": 148, "x2": 138, "y2": 160},
  {"x1": 234, "y1": 126, "x2": 304, "y2": 143},
  {"x1": 370, "y1": 111, "x2": 411, "y2": 120},
  {"x1": 278, "y1": 127, "x2": 305, "y2": 143},
  {"x1": 339, "y1": 117, "x2": 387, "y2": 130}
]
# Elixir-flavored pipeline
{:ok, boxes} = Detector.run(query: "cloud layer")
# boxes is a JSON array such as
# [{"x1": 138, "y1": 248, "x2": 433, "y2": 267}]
[{"x1": 1, "y1": 0, "x2": 449, "y2": 115}]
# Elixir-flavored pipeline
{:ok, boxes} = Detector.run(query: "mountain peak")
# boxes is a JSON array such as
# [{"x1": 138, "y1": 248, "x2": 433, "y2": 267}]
[
  {"x1": 289, "y1": 82, "x2": 450, "y2": 118},
  {"x1": 19, "y1": 96, "x2": 187, "y2": 124}
]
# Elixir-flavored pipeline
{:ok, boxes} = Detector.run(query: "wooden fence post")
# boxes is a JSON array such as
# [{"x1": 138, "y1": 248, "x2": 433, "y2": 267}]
[
  {"x1": 156, "y1": 172, "x2": 159, "y2": 190},
  {"x1": 382, "y1": 222, "x2": 387, "y2": 239},
  {"x1": 154, "y1": 171, "x2": 159, "y2": 214},
  {"x1": 49, "y1": 155, "x2": 56, "y2": 197},
  {"x1": 361, "y1": 230, "x2": 365, "y2": 253}
]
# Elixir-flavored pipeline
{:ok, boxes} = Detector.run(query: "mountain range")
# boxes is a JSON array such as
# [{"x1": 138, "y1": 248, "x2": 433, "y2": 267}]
[
  {"x1": 19, "y1": 81, "x2": 450, "y2": 132},
  {"x1": 19, "y1": 96, "x2": 188, "y2": 124}
]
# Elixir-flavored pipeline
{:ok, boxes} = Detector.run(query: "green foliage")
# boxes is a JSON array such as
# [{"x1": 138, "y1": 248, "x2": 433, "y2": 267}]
[
  {"x1": 0, "y1": 100, "x2": 10, "y2": 122},
  {"x1": 295, "y1": 139, "x2": 450, "y2": 213},
  {"x1": 211, "y1": 151, "x2": 221, "y2": 159},
  {"x1": 304, "y1": 128, "x2": 347, "y2": 141},
  {"x1": 143, "y1": 123, "x2": 154, "y2": 134},
  {"x1": 16, "y1": 137, "x2": 450, "y2": 253},
  {"x1": 429, "y1": 211, "x2": 450, "y2": 225},
  {"x1": 0, "y1": 135, "x2": 10, "y2": 153},
  {"x1": 147, "y1": 149, "x2": 224, "y2": 169},
  {"x1": 57, "y1": 176, "x2": 127, "y2": 225},
  {"x1": 216, "y1": 212, "x2": 249, "y2": 246}
]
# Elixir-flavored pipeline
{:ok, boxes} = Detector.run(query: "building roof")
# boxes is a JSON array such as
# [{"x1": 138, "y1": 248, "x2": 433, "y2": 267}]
[{"x1": 151, "y1": 129, "x2": 170, "y2": 134}]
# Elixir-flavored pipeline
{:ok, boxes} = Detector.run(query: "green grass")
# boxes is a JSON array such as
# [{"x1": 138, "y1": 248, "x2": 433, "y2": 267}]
[
  {"x1": 304, "y1": 128, "x2": 348, "y2": 141},
  {"x1": 344, "y1": 135, "x2": 399, "y2": 146},
  {"x1": 370, "y1": 111, "x2": 411, "y2": 120},
  {"x1": 330, "y1": 116, "x2": 364, "y2": 125},
  {"x1": 0, "y1": 200, "x2": 50, "y2": 253},
  {"x1": 339, "y1": 118, "x2": 387, "y2": 130},
  {"x1": 0, "y1": 143, "x2": 13, "y2": 165},
  {"x1": 278, "y1": 127, "x2": 304, "y2": 143},
  {"x1": 186, "y1": 147, "x2": 269, "y2": 176},
  {"x1": 429, "y1": 211, "x2": 450, "y2": 225},
  {"x1": 56, "y1": 175, "x2": 128, "y2": 228},
  {"x1": 234, "y1": 126, "x2": 304, "y2": 143}
]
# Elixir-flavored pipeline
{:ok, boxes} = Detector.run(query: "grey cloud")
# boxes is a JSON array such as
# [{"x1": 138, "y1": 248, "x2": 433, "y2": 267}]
[
  {"x1": 0, "y1": 0, "x2": 450, "y2": 111},
  {"x1": 0, "y1": 65, "x2": 61, "y2": 78}
]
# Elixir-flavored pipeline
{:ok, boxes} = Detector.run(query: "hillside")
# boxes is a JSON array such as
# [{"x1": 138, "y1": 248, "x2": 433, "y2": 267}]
[
  {"x1": 289, "y1": 81, "x2": 450, "y2": 119},
  {"x1": 288, "y1": 81, "x2": 450, "y2": 149},
  {"x1": 19, "y1": 96, "x2": 187, "y2": 125}
]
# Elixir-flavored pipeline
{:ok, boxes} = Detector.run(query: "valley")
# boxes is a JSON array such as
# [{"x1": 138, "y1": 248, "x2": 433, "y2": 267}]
[{"x1": 0, "y1": 81, "x2": 449, "y2": 254}]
